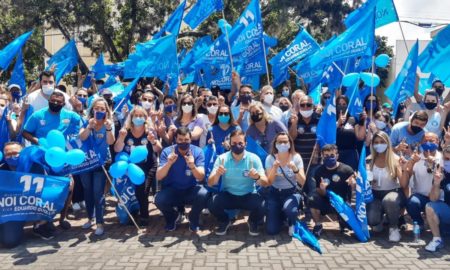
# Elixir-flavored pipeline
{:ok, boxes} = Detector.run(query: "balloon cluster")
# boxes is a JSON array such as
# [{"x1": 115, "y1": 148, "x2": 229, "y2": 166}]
[
  {"x1": 109, "y1": 145, "x2": 148, "y2": 185},
  {"x1": 341, "y1": 54, "x2": 391, "y2": 88},
  {"x1": 39, "y1": 130, "x2": 85, "y2": 168}
]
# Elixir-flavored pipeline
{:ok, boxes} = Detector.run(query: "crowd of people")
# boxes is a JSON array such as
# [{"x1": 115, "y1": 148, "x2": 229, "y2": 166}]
[{"x1": 0, "y1": 70, "x2": 449, "y2": 254}]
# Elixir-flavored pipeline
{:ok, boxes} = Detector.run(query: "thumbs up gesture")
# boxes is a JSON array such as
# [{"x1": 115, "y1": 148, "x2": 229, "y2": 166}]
[
  {"x1": 216, "y1": 158, "x2": 227, "y2": 176},
  {"x1": 248, "y1": 159, "x2": 260, "y2": 180}
]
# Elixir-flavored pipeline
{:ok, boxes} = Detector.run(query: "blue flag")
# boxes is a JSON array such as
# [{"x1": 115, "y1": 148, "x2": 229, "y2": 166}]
[
  {"x1": 293, "y1": 221, "x2": 322, "y2": 254},
  {"x1": 47, "y1": 39, "x2": 78, "y2": 68},
  {"x1": 356, "y1": 145, "x2": 373, "y2": 240},
  {"x1": 0, "y1": 30, "x2": 33, "y2": 70},
  {"x1": 0, "y1": 170, "x2": 70, "y2": 223},
  {"x1": 246, "y1": 136, "x2": 268, "y2": 169},
  {"x1": 91, "y1": 53, "x2": 106, "y2": 79},
  {"x1": 270, "y1": 28, "x2": 320, "y2": 87},
  {"x1": 309, "y1": 83, "x2": 322, "y2": 105},
  {"x1": 0, "y1": 108, "x2": 10, "y2": 151},
  {"x1": 294, "y1": 57, "x2": 323, "y2": 90},
  {"x1": 180, "y1": 36, "x2": 213, "y2": 75},
  {"x1": 230, "y1": 0, "x2": 263, "y2": 55},
  {"x1": 111, "y1": 176, "x2": 139, "y2": 224},
  {"x1": 9, "y1": 49, "x2": 27, "y2": 96},
  {"x1": 54, "y1": 56, "x2": 78, "y2": 84},
  {"x1": 384, "y1": 40, "x2": 418, "y2": 116},
  {"x1": 184, "y1": 0, "x2": 224, "y2": 29},
  {"x1": 345, "y1": 0, "x2": 398, "y2": 29},
  {"x1": 418, "y1": 25, "x2": 450, "y2": 73},
  {"x1": 113, "y1": 75, "x2": 141, "y2": 112},
  {"x1": 154, "y1": 1, "x2": 186, "y2": 39},
  {"x1": 346, "y1": 81, "x2": 364, "y2": 118},
  {"x1": 310, "y1": 8, "x2": 375, "y2": 69},
  {"x1": 316, "y1": 93, "x2": 336, "y2": 148}
]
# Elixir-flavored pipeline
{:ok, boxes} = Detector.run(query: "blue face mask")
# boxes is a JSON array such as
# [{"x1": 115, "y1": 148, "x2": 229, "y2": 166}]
[
  {"x1": 218, "y1": 115, "x2": 230, "y2": 124},
  {"x1": 95, "y1": 111, "x2": 106, "y2": 120},
  {"x1": 12, "y1": 92, "x2": 21, "y2": 101},
  {"x1": 324, "y1": 156, "x2": 337, "y2": 168},
  {"x1": 421, "y1": 141, "x2": 438, "y2": 152},
  {"x1": 78, "y1": 97, "x2": 87, "y2": 106},
  {"x1": 444, "y1": 160, "x2": 450, "y2": 173},
  {"x1": 132, "y1": 117, "x2": 145, "y2": 126},
  {"x1": 5, "y1": 156, "x2": 19, "y2": 168},
  {"x1": 164, "y1": 104, "x2": 176, "y2": 113}
]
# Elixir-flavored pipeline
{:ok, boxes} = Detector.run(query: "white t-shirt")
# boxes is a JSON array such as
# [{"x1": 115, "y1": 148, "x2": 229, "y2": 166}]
[
  {"x1": 26, "y1": 89, "x2": 73, "y2": 112},
  {"x1": 198, "y1": 113, "x2": 213, "y2": 148},
  {"x1": 371, "y1": 165, "x2": 400, "y2": 191},
  {"x1": 265, "y1": 153, "x2": 304, "y2": 190},
  {"x1": 262, "y1": 103, "x2": 283, "y2": 123},
  {"x1": 410, "y1": 152, "x2": 444, "y2": 197}
]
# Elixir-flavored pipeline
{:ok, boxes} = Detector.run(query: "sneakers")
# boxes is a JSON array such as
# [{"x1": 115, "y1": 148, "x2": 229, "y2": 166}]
[
  {"x1": 59, "y1": 220, "x2": 71, "y2": 230},
  {"x1": 288, "y1": 225, "x2": 295, "y2": 236},
  {"x1": 82, "y1": 220, "x2": 94, "y2": 229},
  {"x1": 372, "y1": 223, "x2": 384, "y2": 233},
  {"x1": 215, "y1": 221, "x2": 231, "y2": 236},
  {"x1": 176, "y1": 212, "x2": 185, "y2": 224},
  {"x1": 202, "y1": 209, "x2": 210, "y2": 215},
  {"x1": 425, "y1": 238, "x2": 444, "y2": 252},
  {"x1": 338, "y1": 219, "x2": 349, "y2": 233},
  {"x1": 72, "y1": 202, "x2": 81, "y2": 211},
  {"x1": 312, "y1": 224, "x2": 323, "y2": 237},
  {"x1": 247, "y1": 221, "x2": 259, "y2": 236},
  {"x1": 389, "y1": 228, "x2": 401, "y2": 242},
  {"x1": 189, "y1": 223, "x2": 200, "y2": 233},
  {"x1": 95, "y1": 224, "x2": 104, "y2": 236},
  {"x1": 398, "y1": 215, "x2": 407, "y2": 231},
  {"x1": 165, "y1": 219, "x2": 177, "y2": 232},
  {"x1": 33, "y1": 224, "x2": 54, "y2": 240}
]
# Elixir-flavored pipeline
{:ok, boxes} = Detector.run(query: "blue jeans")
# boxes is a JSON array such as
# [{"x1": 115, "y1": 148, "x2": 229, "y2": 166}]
[
  {"x1": 208, "y1": 191, "x2": 265, "y2": 224},
  {"x1": 406, "y1": 193, "x2": 430, "y2": 225},
  {"x1": 427, "y1": 201, "x2": 450, "y2": 234},
  {"x1": 266, "y1": 187, "x2": 302, "y2": 235},
  {"x1": 155, "y1": 185, "x2": 209, "y2": 227},
  {"x1": 80, "y1": 169, "x2": 106, "y2": 224},
  {"x1": 0, "y1": 221, "x2": 25, "y2": 248}
]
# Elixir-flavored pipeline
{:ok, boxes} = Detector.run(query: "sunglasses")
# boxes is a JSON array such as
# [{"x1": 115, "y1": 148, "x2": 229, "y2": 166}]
[
  {"x1": 218, "y1": 112, "x2": 230, "y2": 116},
  {"x1": 323, "y1": 96, "x2": 331, "y2": 100},
  {"x1": 182, "y1": 102, "x2": 193, "y2": 106},
  {"x1": 142, "y1": 98, "x2": 154, "y2": 102},
  {"x1": 300, "y1": 103, "x2": 313, "y2": 108},
  {"x1": 206, "y1": 103, "x2": 218, "y2": 107}
]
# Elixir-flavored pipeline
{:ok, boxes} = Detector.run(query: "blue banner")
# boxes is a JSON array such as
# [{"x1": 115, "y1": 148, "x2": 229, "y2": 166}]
[
  {"x1": 154, "y1": 1, "x2": 186, "y2": 39},
  {"x1": 316, "y1": 92, "x2": 337, "y2": 148},
  {"x1": 355, "y1": 145, "x2": 373, "y2": 240},
  {"x1": 184, "y1": 0, "x2": 223, "y2": 29},
  {"x1": 47, "y1": 39, "x2": 78, "y2": 68},
  {"x1": 111, "y1": 176, "x2": 139, "y2": 224},
  {"x1": 91, "y1": 53, "x2": 106, "y2": 79},
  {"x1": 0, "y1": 170, "x2": 70, "y2": 223},
  {"x1": 57, "y1": 136, "x2": 103, "y2": 176},
  {"x1": 0, "y1": 30, "x2": 33, "y2": 70},
  {"x1": 345, "y1": 0, "x2": 398, "y2": 29},
  {"x1": 418, "y1": 25, "x2": 450, "y2": 73},
  {"x1": 0, "y1": 108, "x2": 10, "y2": 151}
]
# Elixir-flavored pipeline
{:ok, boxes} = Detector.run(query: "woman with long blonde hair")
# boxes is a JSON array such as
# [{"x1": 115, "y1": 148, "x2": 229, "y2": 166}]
[{"x1": 367, "y1": 131, "x2": 407, "y2": 242}]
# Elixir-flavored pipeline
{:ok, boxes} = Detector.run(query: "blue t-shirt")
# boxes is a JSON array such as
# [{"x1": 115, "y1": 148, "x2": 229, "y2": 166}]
[
  {"x1": 212, "y1": 151, "x2": 265, "y2": 196},
  {"x1": 390, "y1": 121, "x2": 424, "y2": 148},
  {"x1": 159, "y1": 144, "x2": 205, "y2": 189},
  {"x1": 82, "y1": 121, "x2": 112, "y2": 165},
  {"x1": 207, "y1": 124, "x2": 240, "y2": 155},
  {"x1": 24, "y1": 108, "x2": 81, "y2": 139}
]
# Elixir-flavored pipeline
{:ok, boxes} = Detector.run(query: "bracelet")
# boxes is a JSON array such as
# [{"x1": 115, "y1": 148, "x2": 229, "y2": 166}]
[
  {"x1": 106, "y1": 128, "x2": 112, "y2": 132},
  {"x1": 254, "y1": 175, "x2": 261, "y2": 181},
  {"x1": 293, "y1": 169, "x2": 299, "y2": 174}
]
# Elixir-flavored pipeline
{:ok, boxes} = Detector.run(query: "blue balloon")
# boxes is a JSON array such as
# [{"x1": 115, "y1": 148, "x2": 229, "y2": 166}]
[
  {"x1": 109, "y1": 161, "x2": 128, "y2": 179},
  {"x1": 115, "y1": 152, "x2": 130, "y2": 163},
  {"x1": 45, "y1": 147, "x2": 67, "y2": 168},
  {"x1": 127, "y1": 163, "x2": 145, "y2": 185},
  {"x1": 129, "y1": 145, "x2": 148, "y2": 164},
  {"x1": 342, "y1": 73, "x2": 360, "y2": 87},
  {"x1": 46, "y1": 130, "x2": 66, "y2": 150},
  {"x1": 375, "y1": 54, "x2": 390, "y2": 68},
  {"x1": 66, "y1": 149, "x2": 86, "y2": 166},
  {"x1": 360, "y1": 72, "x2": 380, "y2": 87},
  {"x1": 0, "y1": 151, "x2": 3, "y2": 161},
  {"x1": 38, "y1": 138, "x2": 49, "y2": 149}
]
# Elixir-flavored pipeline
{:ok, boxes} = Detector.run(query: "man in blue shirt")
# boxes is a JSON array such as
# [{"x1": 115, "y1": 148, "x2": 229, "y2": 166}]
[
  {"x1": 23, "y1": 91, "x2": 81, "y2": 144},
  {"x1": 208, "y1": 130, "x2": 269, "y2": 236},
  {"x1": 390, "y1": 110, "x2": 428, "y2": 158},
  {"x1": 155, "y1": 127, "x2": 208, "y2": 232}
]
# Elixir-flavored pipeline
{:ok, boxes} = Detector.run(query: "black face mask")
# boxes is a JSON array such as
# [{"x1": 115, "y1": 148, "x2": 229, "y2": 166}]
[
  {"x1": 336, "y1": 105, "x2": 347, "y2": 114},
  {"x1": 251, "y1": 113, "x2": 263, "y2": 123},
  {"x1": 239, "y1": 94, "x2": 252, "y2": 105},
  {"x1": 424, "y1": 102, "x2": 437, "y2": 110},
  {"x1": 279, "y1": 104, "x2": 290, "y2": 112},
  {"x1": 410, "y1": 125, "x2": 423, "y2": 135},
  {"x1": 435, "y1": 87, "x2": 444, "y2": 97},
  {"x1": 105, "y1": 99, "x2": 113, "y2": 106},
  {"x1": 48, "y1": 102, "x2": 63, "y2": 113}
]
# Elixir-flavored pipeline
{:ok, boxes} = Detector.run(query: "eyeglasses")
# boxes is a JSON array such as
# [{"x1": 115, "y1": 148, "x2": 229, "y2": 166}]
[
  {"x1": 142, "y1": 98, "x2": 154, "y2": 102},
  {"x1": 206, "y1": 103, "x2": 218, "y2": 107},
  {"x1": 300, "y1": 103, "x2": 313, "y2": 108},
  {"x1": 182, "y1": 102, "x2": 193, "y2": 106},
  {"x1": 218, "y1": 112, "x2": 230, "y2": 116}
]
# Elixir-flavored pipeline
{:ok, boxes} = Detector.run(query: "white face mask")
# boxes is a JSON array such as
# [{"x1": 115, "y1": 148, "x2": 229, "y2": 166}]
[
  {"x1": 263, "y1": 93, "x2": 274, "y2": 105},
  {"x1": 182, "y1": 104, "x2": 193, "y2": 113},
  {"x1": 141, "y1": 101, "x2": 153, "y2": 110},
  {"x1": 375, "y1": 119, "x2": 386, "y2": 130},
  {"x1": 300, "y1": 109, "x2": 313, "y2": 118},
  {"x1": 275, "y1": 143, "x2": 290, "y2": 153},
  {"x1": 373, "y1": 143, "x2": 388, "y2": 153},
  {"x1": 207, "y1": 105, "x2": 218, "y2": 115},
  {"x1": 282, "y1": 89, "x2": 290, "y2": 97},
  {"x1": 42, "y1": 85, "x2": 55, "y2": 95}
]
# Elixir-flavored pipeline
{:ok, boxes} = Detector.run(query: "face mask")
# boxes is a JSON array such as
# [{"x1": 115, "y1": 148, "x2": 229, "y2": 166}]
[
  {"x1": 239, "y1": 94, "x2": 252, "y2": 104},
  {"x1": 231, "y1": 144, "x2": 245, "y2": 155},
  {"x1": 218, "y1": 115, "x2": 230, "y2": 124},
  {"x1": 263, "y1": 94, "x2": 274, "y2": 105},
  {"x1": 42, "y1": 85, "x2": 55, "y2": 95},
  {"x1": 177, "y1": 142, "x2": 190, "y2": 151},
  {"x1": 375, "y1": 120, "x2": 386, "y2": 130},
  {"x1": 324, "y1": 156, "x2": 337, "y2": 168},
  {"x1": 132, "y1": 117, "x2": 145, "y2": 126},
  {"x1": 95, "y1": 111, "x2": 106, "y2": 120},
  {"x1": 141, "y1": 101, "x2": 153, "y2": 110},
  {"x1": 78, "y1": 97, "x2": 87, "y2": 106},
  {"x1": 164, "y1": 104, "x2": 176, "y2": 113},
  {"x1": 12, "y1": 92, "x2": 21, "y2": 101},
  {"x1": 300, "y1": 110, "x2": 313, "y2": 118},
  {"x1": 282, "y1": 89, "x2": 290, "y2": 97},
  {"x1": 48, "y1": 102, "x2": 63, "y2": 113},
  {"x1": 410, "y1": 125, "x2": 423, "y2": 135},
  {"x1": 279, "y1": 104, "x2": 290, "y2": 112},
  {"x1": 424, "y1": 102, "x2": 437, "y2": 110},
  {"x1": 421, "y1": 141, "x2": 438, "y2": 152},
  {"x1": 444, "y1": 160, "x2": 450, "y2": 173},
  {"x1": 336, "y1": 105, "x2": 347, "y2": 114},
  {"x1": 182, "y1": 104, "x2": 193, "y2": 113},
  {"x1": 373, "y1": 143, "x2": 388, "y2": 153},
  {"x1": 276, "y1": 143, "x2": 290, "y2": 153},
  {"x1": 105, "y1": 98, "x2": 113, "y2": 106},
  {"x1": 251, "y1": 113, "x2": 263, "y2": 123},
  {"x1": 207, "y1": 105, "x2": 218, "y2": 115},
  {"x1": 365, "y1": 101, "x2": 377, "y2": 111},
  {"x1": 435, "y1": 87, "x2": 444, "y2": 97},
  {"x1": 5, "y1": 156, "x2": 19, "y2": 168}
]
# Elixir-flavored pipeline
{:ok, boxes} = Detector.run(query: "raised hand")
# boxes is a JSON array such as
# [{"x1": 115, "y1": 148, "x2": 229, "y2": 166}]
[
  {"x1": 184, "y1": 150, "x2": 195, "y2": 168},
  {"x1": 168, "y1": 146, "x2": 178, "y2": 165},
  {"x1": 118, "y1": 128, "x2": 127, "y2": 138},
  {"x1": 319, "y1": 177, "x2": 329, "y2": 190},
  {"x1": 248, "y1": 159, "x2": 259, "y2": 180},
  {"x1": 216, "y1": 158, "x2": 227, "y2": 176}
]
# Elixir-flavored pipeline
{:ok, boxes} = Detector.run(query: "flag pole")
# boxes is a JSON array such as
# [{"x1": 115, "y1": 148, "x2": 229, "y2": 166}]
[
  {"x1": 398, "y1": 21, "x2": 410, "y2": 54},
  {"x1": 222, "y1": 10, "x2": 234, "y2": 72},
  {"x1": 262, "y1": 37, "x2": 271, "y2": 84},
  {"x1": 369, "y1": 55, "x2": 376, "y2": 120},
  {"x1": 332, "y1": 62, "x2": 346, "y2": 76}
]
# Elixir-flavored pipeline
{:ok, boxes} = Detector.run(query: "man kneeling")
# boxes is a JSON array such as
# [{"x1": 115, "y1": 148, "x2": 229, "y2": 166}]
[{"x1": 208, "y1": 130, "x2": 269, "y2": 236}]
